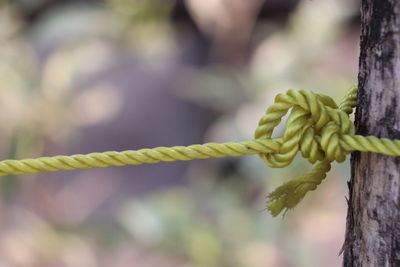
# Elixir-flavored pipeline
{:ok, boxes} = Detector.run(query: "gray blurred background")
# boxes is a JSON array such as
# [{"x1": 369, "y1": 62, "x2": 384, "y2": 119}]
[{"x1": 0, "y1": 0, "x2": 359, "y2": 266}]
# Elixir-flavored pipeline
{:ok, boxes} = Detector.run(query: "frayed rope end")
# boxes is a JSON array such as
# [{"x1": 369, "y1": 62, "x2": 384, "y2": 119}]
[{"x1": 267, "y1": 161, "x2": 332, "y2": 217}]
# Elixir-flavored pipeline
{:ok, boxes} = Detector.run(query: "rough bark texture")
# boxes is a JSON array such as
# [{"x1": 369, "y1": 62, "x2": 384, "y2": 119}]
[{"x1": 343, "y1": 0, "x2": 400, "y2": 266}]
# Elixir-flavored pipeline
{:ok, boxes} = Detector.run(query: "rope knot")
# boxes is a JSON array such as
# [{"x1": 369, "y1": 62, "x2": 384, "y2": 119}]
[
  {"x1": 255, "y1": 87, "x2": 357, "y2": 216},
  {"x1": 255, "y1": 89, "x2": 354, "y2": 166}
]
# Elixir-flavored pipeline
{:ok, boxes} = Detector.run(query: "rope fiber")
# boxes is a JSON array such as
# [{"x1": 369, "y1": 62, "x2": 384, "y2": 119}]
[{"x1": 2, "y1": 86, "x2": 400, "y2": 216}]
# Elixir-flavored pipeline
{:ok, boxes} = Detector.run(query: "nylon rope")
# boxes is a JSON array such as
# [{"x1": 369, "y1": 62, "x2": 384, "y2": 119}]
[{"x1": 2, "y1": 86, "x2": 399, "y2": 216}]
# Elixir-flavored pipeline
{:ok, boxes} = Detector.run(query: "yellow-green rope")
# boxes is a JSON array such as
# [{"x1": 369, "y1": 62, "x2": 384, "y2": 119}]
[{"x1": 2, "y1": 86, "x2": 400, "y2": 216}]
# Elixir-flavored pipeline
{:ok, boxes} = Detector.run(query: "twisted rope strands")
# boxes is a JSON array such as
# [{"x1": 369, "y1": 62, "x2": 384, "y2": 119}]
[
  {"x1": 339, "y1": 86, "x2": 358, "y2": 115},
  {"x1": 341, "y1": 135, "x2": 400, "y2": 156},
  {"x1": 0, "y1": 140, "x2": 279, "y2": 176},
  {"x1": 260, "y1": 87, "x2": 360, "y2": 215},
  {"x1": 3, "y1": 85, "x2": 400, "y2": 216}
]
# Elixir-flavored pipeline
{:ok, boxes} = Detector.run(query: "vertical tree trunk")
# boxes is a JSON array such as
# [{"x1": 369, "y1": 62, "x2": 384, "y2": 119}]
[{"x1": 343, "y1": 0, "x2": 400, "y2": 266}]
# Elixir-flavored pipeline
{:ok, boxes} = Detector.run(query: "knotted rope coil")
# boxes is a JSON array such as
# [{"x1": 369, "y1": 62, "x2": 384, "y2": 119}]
[{"x1": 2, "y1": 86, "x2": 400, "y2": 216}]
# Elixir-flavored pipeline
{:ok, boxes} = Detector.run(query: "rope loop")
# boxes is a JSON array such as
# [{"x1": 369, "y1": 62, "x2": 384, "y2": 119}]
[
  {"x1": 254, "y1": 87, "x2": 358, "y2": 216},
  {"x1": 255, "y1": 89, "x2": 354, "y2": 167}
]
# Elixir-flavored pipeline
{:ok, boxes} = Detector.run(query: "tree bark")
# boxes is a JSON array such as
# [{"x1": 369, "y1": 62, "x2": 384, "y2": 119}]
[{"x1": 343, "y1": 0, "x2": 400, "y2": 266}]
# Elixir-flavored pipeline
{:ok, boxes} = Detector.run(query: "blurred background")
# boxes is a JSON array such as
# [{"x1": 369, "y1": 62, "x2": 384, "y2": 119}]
[{"x1": 0, "y1": 0, "x2": 360, "y2": 266}]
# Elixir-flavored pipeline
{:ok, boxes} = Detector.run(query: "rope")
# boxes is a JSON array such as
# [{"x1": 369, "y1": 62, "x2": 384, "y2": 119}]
[{"x1": 2, "y1": 86, "x2": 400, "y2": 216}]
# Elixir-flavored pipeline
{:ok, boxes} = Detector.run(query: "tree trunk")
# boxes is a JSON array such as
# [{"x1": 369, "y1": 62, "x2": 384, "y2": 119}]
[{"x1": 343, "y1": 0, "x2": 400, "y2": 266}]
